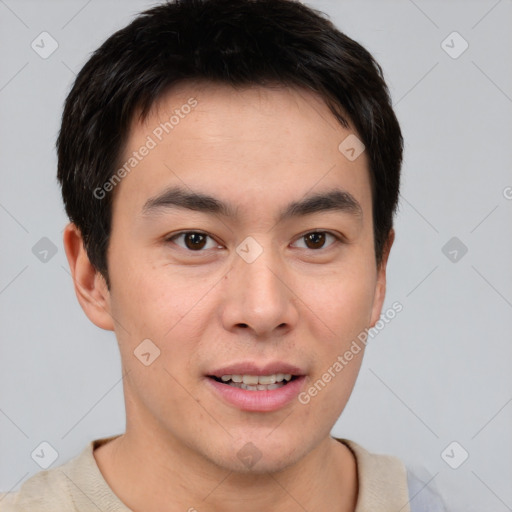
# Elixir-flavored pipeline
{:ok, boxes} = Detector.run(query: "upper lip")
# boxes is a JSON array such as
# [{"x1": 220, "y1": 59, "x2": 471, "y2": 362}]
[{"x1": 208, "y1": 362, "x2": 305, "y2": 378}]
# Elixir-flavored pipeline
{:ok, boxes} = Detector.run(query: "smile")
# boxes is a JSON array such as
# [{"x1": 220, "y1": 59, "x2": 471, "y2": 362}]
[
  {"x1": 206, "y1": 374, "x2": 306, "y2": 412},
  {"x1": 210, "y1": 373, "x2": 296, "y2": 391}
]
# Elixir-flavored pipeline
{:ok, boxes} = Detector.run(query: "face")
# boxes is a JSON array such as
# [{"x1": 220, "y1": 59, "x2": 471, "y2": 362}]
[{"x1": 88, "y1": 83, "x2": 392, "y2": 473}]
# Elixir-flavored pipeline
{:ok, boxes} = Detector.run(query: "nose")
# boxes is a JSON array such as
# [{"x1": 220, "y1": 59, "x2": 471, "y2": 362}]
[{"x1": 220, "y1": 241, "x2": 300, "y2": 338}]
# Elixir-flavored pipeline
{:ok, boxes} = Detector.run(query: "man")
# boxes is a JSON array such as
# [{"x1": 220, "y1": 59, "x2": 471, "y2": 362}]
[{"x1": 0, "y1": 0, "x2": 446, "y2": 510}]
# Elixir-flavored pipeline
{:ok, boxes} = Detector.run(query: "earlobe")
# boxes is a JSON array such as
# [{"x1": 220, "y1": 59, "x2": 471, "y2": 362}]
[
  {"x1": 63, "y1": 223, "x2": 115, "y2": 331},
  {"x1": 369, "y1": 228, "x2": 395, "y2": 328}
]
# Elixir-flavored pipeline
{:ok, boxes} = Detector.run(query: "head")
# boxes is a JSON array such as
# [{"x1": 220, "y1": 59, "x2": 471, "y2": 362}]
[{"x1": 58, "y1": 0, "x2": 402, "y2": 474}]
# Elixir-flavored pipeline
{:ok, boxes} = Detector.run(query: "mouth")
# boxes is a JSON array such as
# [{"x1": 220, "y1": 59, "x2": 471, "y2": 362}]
[
  {"x1": 205, "y1": 362, "x2": 306, "y2": 412},
  {"x1": 207, "y1": 373, "x2": 300, "y2": 391}
]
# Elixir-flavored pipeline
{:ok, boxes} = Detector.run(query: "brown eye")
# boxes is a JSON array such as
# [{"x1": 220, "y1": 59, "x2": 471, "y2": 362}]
[
  {"x1": 169, "y1": 231, "x2": 217, "y2": 251},
  {"x1": 184, "y1": 232, "x2": 207, "y2": 250},
  {"x1": 304, "y1": 232, "x2": 327, "y2": 249},
  {"x1": 292, "y1": 231, "x2": 340, "y2": 251}
]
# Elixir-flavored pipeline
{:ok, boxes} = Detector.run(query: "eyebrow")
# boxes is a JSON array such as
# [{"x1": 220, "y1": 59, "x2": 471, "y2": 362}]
[{"x1": 141, "y1": 185, "x2": 363, "y2": 223}]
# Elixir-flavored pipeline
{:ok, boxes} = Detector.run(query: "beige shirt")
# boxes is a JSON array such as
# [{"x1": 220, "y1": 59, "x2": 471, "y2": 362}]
[{"x1": 0, "y1": 436, "x2": 411, "y2": 511}]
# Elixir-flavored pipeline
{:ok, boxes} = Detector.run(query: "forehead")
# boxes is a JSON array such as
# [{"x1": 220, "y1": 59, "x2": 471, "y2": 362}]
[{"x1": 114, "y1": 83, "x2": 372, "y2": 224}]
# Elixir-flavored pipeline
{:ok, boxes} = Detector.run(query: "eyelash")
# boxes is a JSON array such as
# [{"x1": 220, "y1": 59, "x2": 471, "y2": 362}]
[{"x1": 166, "y1": 230, "x2": 344, "y2": 253}]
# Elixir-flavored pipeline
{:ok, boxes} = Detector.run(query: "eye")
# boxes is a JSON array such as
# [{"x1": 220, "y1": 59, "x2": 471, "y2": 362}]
[
  {"x1": 167, "y1": 231, "x2": 220, "y2": 251},
  {"x1": 166, "y1": 230, "x2": 343, "y2": 253},
  {"x1": 291, "y1": 231, "x2": 341, "y2": 250}
]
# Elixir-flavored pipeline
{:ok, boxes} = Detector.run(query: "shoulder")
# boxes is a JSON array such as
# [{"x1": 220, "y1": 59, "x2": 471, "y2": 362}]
[
  {"x1": 334, "y1": 437, "x2": 447, "y2": 512},
  {"x1": 0, "y1": 462, "x2": 74, "y2": 511},
  {"x1": 0, "y1": 436, "x2": 126, "y2": 512}
]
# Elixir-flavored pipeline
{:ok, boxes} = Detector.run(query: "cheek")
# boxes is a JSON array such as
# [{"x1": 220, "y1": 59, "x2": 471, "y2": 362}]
[
  {"x1": 109, "y1": 266, "x2": 205, "y2": 410},
  {"x1": 109, "y1": 259, "x2": 201, "y2": 335},
  {"x1": 109, "y1": 264, "x2": 222, "y2": 387},
  {"x1": 301, "y1": 281, "x2": 371, "y2": 425},
  {"x1": 309, "y1": 265, "x2": 377, "y2": 342}
]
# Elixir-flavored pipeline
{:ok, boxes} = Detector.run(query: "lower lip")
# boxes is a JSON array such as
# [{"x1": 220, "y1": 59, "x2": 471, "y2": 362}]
[{"x1": 206, "y1": 376, "x2": 306, "y2": 412}]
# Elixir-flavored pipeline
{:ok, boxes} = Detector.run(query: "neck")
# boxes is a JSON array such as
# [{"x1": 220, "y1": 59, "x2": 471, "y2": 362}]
[{"x1": 94, "y1": 427, "x2": 358, "y2": 512}]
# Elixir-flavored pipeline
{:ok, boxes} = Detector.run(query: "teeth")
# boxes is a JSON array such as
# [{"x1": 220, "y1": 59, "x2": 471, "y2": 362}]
[
  {"x1": 243, "y1": 375, "x2": 259, "y2": 385},
  {"x1": 258, "y1": 375, "x2": 276, "y2": 385},
  {"x1": 218, "y1": 373, "x2": 294, "y2": 385},
  {"x1": 234, "y1": 382, "x2": 286, "y2": 391}
]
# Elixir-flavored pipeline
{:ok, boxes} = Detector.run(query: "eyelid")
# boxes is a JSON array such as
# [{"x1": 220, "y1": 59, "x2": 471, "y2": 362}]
[
  {"x1": 166, "y1": 229, "x2": 345, "y2": 252},
  {"x1": 290, "y1": 230, "x2": 344, "y2": 249},
  {"x1": 166, "y1": 231, "x2": 221, "y2": 251}
]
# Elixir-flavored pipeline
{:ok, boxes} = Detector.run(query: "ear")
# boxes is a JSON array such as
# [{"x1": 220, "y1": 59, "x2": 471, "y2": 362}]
[
  {"x1": 63, "y1": 223, "x2": 115, "y2": 331},
  {"x1": 369, "y1": 228, "x2": 395, "y2": 328}
]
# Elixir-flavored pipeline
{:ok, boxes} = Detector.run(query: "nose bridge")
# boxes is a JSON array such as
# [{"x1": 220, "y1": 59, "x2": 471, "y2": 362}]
[
  {"x1": 223, "y1": 235, "x2": 297, "y2": 334},
  {"x1": 236, "y1": 235, "x2": 283, "y2": 306}
]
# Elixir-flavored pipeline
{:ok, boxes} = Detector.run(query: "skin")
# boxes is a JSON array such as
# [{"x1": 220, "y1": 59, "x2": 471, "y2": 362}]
[{"x1": 63, "y1": 82, "x2": 394, "y2": 512}]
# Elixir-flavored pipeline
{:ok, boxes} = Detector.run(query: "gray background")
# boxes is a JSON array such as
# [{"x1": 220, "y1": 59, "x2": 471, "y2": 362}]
[{"x1": 0, "y1": 0, "x2": 511, "y2": 510}]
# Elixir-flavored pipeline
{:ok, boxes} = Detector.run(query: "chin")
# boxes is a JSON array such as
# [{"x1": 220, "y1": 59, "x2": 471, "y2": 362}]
[{"x1": 206, "y1": 430, "x2": 309, "y2": 475}]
